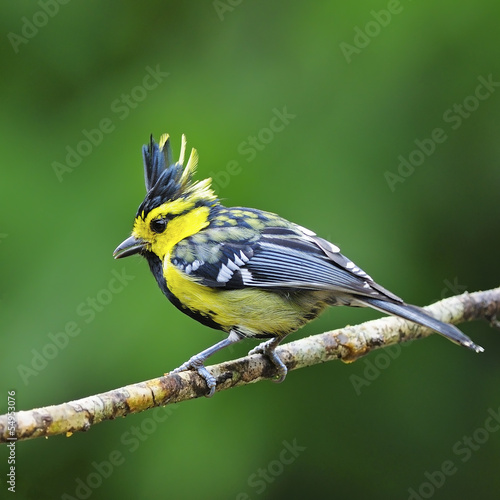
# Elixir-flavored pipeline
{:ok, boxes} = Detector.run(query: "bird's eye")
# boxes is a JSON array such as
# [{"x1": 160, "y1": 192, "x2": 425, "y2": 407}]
[{"x1": 150, "y1": 218, "x2": 167, "y2": 233}]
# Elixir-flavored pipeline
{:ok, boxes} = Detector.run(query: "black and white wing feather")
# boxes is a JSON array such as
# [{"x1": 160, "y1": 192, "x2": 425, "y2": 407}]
[{"x1": 172, "y1": 224, "x2": 402, "y2": 303}]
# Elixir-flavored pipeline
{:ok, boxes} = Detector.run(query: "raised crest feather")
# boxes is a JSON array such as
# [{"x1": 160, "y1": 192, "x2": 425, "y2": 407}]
[{"x1": 137, "y1": 133, "x2": 216, "y2": 218}]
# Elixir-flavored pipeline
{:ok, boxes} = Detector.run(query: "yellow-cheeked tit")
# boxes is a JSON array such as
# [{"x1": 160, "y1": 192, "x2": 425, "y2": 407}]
[{"x1": 114, "y1": 134, "x2": 483, "y2": 396}]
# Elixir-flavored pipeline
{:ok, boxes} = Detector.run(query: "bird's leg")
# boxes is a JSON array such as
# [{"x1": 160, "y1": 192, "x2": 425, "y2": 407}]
[
  {"x1": 487, "y1": 312, "x2": 500, "y2": 329},
  {"x1": 171, "y1": 330, "x2": 243, "y2": 397},
  {"x1": 248, "y1": 337, "x2": 287, "y2": 383}
]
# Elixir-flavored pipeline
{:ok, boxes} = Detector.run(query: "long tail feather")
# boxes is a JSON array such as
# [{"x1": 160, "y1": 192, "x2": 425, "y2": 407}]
[{"x1": 359, "y1": 297, "x2": 484, "y2": 353}]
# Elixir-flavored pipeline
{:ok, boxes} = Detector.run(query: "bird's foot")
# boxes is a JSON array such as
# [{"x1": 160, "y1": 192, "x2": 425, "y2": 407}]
[
  {"x1": 488, "y1": 313, "x2": 500, "y2": 330},
  {"x1": 248, "y1": 338, "x2": 287, "y2": 383},
  {"x1": 171, "y1": 356, "x2": 216, "y2": 397}
]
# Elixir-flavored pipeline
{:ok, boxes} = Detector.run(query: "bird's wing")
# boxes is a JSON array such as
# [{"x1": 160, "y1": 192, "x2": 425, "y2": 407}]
[{"x1": 171, "y1": 224, "x2": 402, "y2": 303}]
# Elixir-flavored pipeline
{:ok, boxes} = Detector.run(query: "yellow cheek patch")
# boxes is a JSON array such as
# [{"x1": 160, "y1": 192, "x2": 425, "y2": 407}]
[
  {"x1": 149, "y1": 205, "x2": 211, "y2": 260},
  {"x1": 132, "y1": 200, "x2": 209, "y2": 245}
]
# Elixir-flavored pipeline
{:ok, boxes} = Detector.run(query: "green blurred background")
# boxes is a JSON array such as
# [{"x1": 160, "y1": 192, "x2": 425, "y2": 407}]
[{"x1": 1, "y1": 1, "x2": 499, "y2": 499}]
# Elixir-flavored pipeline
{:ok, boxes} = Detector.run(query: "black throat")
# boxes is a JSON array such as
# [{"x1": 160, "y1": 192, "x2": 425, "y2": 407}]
[{"x1": 143, "y1": 251, "x2": 224, "y2": 332}]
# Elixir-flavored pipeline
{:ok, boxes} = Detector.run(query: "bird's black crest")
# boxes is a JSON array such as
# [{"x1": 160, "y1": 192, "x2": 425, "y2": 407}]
[
  {"x1": 135, "y1": 134, "x2": 215, "y2": 218},
  {"x1": 143, "y1": 134, "x2": 174, "y2": 191}
]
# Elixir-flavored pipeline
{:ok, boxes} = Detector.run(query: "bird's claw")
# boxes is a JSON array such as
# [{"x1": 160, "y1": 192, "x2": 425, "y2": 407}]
[
  {"x1": 487, "y1": 313, "x2": 500, "y2": 330},
  {"x1": 249, "y1": 340, "x2": 287, "y2": 383},
  {"x1": 171, "y1": 357, "x2": 216, "y2": 397}
]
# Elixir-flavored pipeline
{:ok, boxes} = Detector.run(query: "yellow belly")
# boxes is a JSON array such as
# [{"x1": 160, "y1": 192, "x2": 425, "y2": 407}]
[{"x1": 165, "y1": 262, "x2": 329, "y2": 337}]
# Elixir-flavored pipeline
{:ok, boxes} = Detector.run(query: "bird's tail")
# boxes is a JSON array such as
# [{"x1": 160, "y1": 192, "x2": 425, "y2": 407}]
[{"x1": 359, "y1": 297, "x2": 484, "y2": 353}]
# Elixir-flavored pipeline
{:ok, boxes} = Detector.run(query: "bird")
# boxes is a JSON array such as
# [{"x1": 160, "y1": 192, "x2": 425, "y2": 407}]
[{"x1": 113, "y1": 133, "x2": 483, "y2": 396}]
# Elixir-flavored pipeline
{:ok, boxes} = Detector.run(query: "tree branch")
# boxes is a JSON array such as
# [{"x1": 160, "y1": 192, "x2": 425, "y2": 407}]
[{"x1": 2, "y1": 287, "x2": 499, "y2": 444}]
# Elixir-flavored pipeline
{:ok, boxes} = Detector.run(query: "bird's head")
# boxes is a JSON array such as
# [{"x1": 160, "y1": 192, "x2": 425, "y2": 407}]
[{"x1": 113, "y1": 134, "x2": 217, "y2": 261}]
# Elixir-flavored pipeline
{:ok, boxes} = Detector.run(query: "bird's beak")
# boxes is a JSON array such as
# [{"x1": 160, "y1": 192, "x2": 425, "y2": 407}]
[{"x1": 113, "y1": 235, "x2": 146, "y2": 259}]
